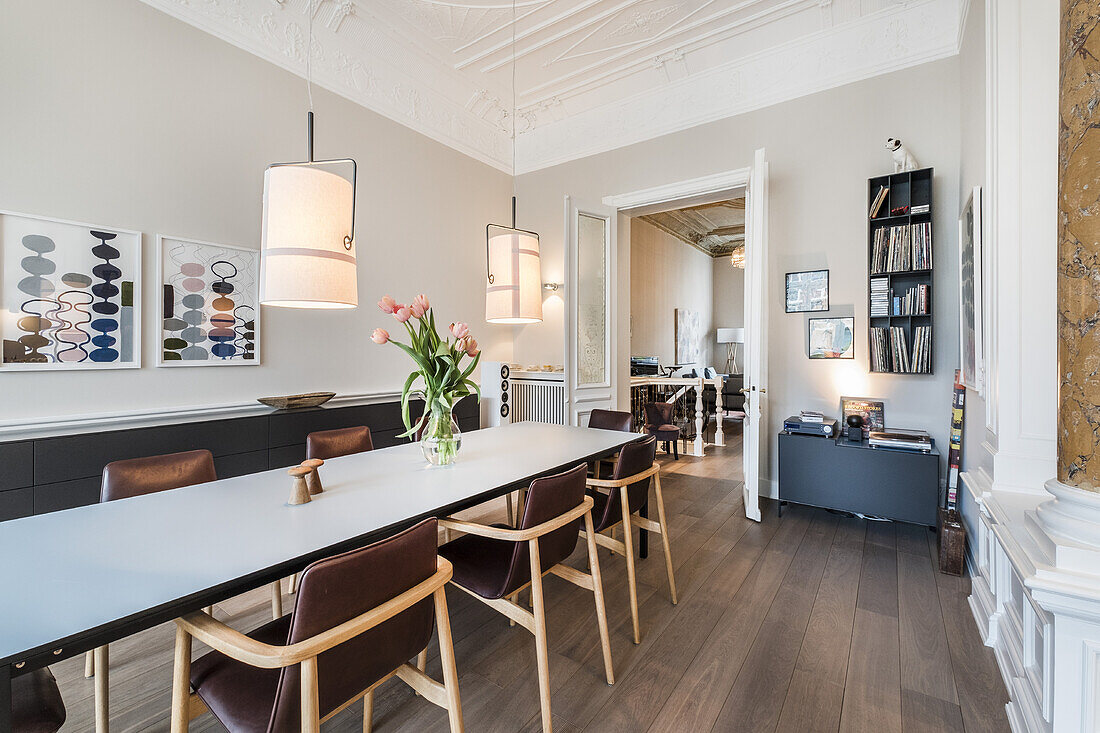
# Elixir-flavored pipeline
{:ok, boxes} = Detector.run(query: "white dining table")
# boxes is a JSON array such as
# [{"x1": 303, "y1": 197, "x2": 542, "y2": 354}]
[{"x1": 0, "y1": 421, "x2": 640, "y2": 732}]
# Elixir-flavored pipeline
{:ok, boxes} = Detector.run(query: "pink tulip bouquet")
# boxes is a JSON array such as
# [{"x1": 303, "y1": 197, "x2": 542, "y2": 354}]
[{"x1": 374, "y1": 294, "x2": 480, "y2": 465}]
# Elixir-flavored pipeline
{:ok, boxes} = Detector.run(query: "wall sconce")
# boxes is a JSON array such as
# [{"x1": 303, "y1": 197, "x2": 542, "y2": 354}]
[{"x1": 543, "y1": 282, "x2": 563, "y2": 292}]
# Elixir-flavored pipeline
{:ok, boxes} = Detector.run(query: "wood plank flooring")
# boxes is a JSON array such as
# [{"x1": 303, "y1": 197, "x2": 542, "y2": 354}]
[{"x1": 50, "y1": 437, "x2": 1009, "y2": 732}]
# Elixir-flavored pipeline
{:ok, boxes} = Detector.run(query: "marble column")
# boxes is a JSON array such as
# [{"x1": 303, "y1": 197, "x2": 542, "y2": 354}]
[{"x1": 1057, "y1": 0, "x2": 1100, "y2": 491}]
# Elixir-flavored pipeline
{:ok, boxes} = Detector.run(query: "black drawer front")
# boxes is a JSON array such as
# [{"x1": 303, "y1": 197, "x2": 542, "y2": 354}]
[
  {"x1": 0, "y1": 441, "x2": 33, "y2": 491},
  {"x1": 0, "y1": 487, "x2": 33, "y2": 521}
]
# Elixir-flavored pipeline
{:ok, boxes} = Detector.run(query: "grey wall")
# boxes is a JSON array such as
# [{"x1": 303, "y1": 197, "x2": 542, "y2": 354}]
[
  {"x1": 515, "y1": 57, "x2": 963, "y2": 491},
  {"x1": 629, "y1": 218, "x2": 715, "y2": 368},
  {"x1": 0, "y1": 0, "x2": 513, "y2": 423},
  {"x1": 713, "y1": 260, "x2": 745, "y2": 371}
]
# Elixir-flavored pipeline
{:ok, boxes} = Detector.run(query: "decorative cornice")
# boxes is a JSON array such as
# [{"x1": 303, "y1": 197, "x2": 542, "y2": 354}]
[{"x1": 516, "y1": 0, "x2": 963, "y2": 172}]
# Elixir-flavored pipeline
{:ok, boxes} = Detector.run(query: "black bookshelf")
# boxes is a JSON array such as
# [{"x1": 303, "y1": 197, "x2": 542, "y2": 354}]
[{"x1": 867, "y1": 167, "x2": 934, "y2": 374}]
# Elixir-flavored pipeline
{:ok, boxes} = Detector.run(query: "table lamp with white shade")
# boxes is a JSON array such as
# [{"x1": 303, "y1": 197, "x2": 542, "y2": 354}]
[{"x1": 716, "y1": 328, "x2": 745, "y2": 374}]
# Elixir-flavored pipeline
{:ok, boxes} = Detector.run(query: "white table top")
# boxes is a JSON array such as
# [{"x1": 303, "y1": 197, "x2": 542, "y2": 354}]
[{"x1": 0, "y1": 422, "x2": 638, "y2": 665}]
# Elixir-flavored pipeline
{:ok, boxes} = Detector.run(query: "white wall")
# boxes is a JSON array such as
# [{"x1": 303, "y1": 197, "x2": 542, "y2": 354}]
[
  {"x1": 515, "y1": 58, "x2": 964, "y2": 491},
  {"x1": 712, "y1": 260, "x2": 745, "y2": 371},
  {"x1": 0, "y1": 0, "x2": 514, "y2": 424},
  {"x1": 629, "y1": 219, "x2": 715, "y2": 369}
]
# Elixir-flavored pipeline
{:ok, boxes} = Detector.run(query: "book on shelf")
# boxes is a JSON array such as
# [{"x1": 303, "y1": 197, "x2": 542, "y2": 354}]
[
  {"x1": 869, "y1": 186, "x2": 889, "y2": 218},
  {"x1": 870, "y1": 277, "x2": 890, "y2": 316},
  {"x1": 869, "y1": 325, "x2": 933, "y2": 374},
  {"x1": 870, "y1": 223, "x2": 933, "y2": 274},
  {"x1": 890, "y1": 283, "x2": 930, "y2": 315},
  {"x1": 911, "y1": 203, "x2": 930, "y2": 214}
]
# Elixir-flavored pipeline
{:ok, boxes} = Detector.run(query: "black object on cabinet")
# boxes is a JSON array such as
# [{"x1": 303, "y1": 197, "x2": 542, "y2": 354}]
[{"x1": 778, "y1": 431, "x2": 939, "y2": 527}]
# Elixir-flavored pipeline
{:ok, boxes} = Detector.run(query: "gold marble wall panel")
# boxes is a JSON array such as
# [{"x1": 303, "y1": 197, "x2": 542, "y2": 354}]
[{"x1": 1058, "y1": 0, "x2": 1100, "y2": 490}]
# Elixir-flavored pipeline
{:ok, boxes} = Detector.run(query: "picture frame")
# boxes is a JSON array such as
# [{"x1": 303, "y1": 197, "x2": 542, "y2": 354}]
[
  {"x1": 841, "y1": 396, "x2": 885, "y2": 437},
  {"x1": 808, "y1": 316, "x2": 854, "y2": 359},
  {"x1": 785, "y1": 269, "x2": 829, "y2": 313},
  {"x1": 958, "y1": 187, "x2": 983, "y2": 392},
  {"x1": 156, "y1": 235, "x2": 260, "y2": 367},
  {"x1": 1, "y1": 209, "x2": 142, "y2": 370}
]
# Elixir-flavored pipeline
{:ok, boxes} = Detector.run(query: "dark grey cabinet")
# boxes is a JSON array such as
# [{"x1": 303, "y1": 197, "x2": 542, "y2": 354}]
[{"x1": 778, "y1": 431, "x2": 939, "y2": 527}]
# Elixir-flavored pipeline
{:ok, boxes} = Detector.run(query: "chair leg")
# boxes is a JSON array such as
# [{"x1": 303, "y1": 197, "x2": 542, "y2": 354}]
[
  {"x1": 583, "y1": 510, "x2": 615, "y2": 685},
  {"x1": 508, "y1": 591, "x2": 520, "y2": 627},
  {"x1": 363, "y1": 688, "x2": 374, "y2": 733},
  {"x1": 527, "y1": 539, "x2": 553, "y2": 733},
  {"x1": 170, "y1": 628, "x2": 191, "y2": 733},
  {"x1": 271, "y1": 580, "x2": 283, "y2": 620},
  {"x1": 414, "y1": 648, "x2": 428, "y2": 697},
  {"x1": 506, "y1": 492, "x2": 515, "y2": 527},
  {"x1": 85, "y1": 650, "x2": 95, "y2": 678},
  {"x1": 94, "y1": 644, "x2": 110, "y2": 733},
  {"x1": 433, "y1": 586, "x2": 465, "y2": 733},
  {"x1": 301, "y1": 656, "x2": 321, "y2": 733},
  {"x1": 673, "y1": 440, "x2": 679, "y2": 460},
  {"x1": 619, "y1": 493, "x2": 641, "y2": 645},
  {"x1": 653, "y1": 472, "x2": 678, "y2": 605},
  {"x1": 289, "y1": 572, "x2": 299, "y2": 595}
]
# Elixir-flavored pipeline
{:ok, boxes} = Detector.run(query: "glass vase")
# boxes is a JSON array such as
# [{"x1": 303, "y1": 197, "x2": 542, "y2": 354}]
[{"x1": 421, "y1": 405, "x2": 462, "y2": 466}]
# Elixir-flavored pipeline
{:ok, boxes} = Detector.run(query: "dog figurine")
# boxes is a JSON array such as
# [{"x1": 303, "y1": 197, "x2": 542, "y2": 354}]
[{"x1": 886, "y1": 138, "x2": 918, "y2": 172}]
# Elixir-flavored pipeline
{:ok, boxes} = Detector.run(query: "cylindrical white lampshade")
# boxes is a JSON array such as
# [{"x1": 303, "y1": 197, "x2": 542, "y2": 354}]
[
  {"x1": 717, "y1": 327, "x2": 745, "y2": 344},
  {"x1": 486, "y1": 225, "x2": 543, "y2": 323},
  {"x1": 261, "y1": 164, "x2": 357, "y2": 308}
]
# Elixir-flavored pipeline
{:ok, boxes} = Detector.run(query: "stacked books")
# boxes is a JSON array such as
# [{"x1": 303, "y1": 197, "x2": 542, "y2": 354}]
[
  {"x1": 892, "y1": 284, "x2": 931, "y2": 315},
  {"x1": 869, "y1": 186, "x2": 889, "y2": 218},
  {"x1": 870, "y1": 326, "x2": 933, "y2": 373},
  {"x1": 871, "y1": 224, "x2": 933, "y2": 273},
  {"x1": 870, "y1": 277, "x2": 889, "y2": 316},
  {"x1": 911, "y1": 203, "x2": 930, "y2": 215}
]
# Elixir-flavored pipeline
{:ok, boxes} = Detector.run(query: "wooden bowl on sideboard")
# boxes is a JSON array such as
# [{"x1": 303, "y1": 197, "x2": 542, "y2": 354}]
[{"x1": 257, "y1": 392, "x2": 336, "y2": 410}]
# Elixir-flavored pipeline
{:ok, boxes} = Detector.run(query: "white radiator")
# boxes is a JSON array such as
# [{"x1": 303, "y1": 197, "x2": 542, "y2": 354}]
[{"x1": 482, "y1": 362, "x2": 566, "y2": 426}]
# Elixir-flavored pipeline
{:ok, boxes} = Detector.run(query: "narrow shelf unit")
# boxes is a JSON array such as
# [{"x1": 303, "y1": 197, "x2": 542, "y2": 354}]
[{"x1": 867, "y1": 167, "x2": 934, "y2": 374}]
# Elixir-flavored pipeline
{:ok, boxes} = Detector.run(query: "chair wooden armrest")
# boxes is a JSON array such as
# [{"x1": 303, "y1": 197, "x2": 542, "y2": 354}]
[
  {"x1": 585, "y1": 463, "x2": 660, "y2": 489},
  {"x1": 176, "y1": 557, "x2": 453, "y2": 669},
  {"x1": 439, "y1": 496, "x2": 594, "y2": 542}
]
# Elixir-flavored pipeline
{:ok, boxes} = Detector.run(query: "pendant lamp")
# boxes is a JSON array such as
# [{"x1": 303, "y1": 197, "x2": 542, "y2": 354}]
[
  {"x1": 486, "y1": 0, "x2": 542, "y2": 324},
  {"x1": 260, "y1": 2, "x2": 358, "y2": 309}
]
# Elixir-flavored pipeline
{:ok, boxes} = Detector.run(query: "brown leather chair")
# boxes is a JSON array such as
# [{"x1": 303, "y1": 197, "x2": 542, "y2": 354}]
[
  {"x1": 587, "y1": 409, "x2": 633, "y2": 432},
  {"x1": 586, "y1": 409, "x2": 634, "y2": 479},
  {"x1": 644, "y1": 402, "x2": 680, "y2": 459},
  {"x1": 438, "y1": 464, "x2": 613, "y2": 733},
  {"x1": 584, "y1": 435, "x2": 677, "y2": 644},
  {"x1": 86, "y1": 450, "x2": 284, "y2": 733},
  {"x1": 170, "y1": 519, "x2": 462, "y2": 733},
  {"x1": 306, "y1": 426, "x2": 373, "y2": 460},
  {"x1": 12, "y1": 667, "x2": 66, "y2": 733}
]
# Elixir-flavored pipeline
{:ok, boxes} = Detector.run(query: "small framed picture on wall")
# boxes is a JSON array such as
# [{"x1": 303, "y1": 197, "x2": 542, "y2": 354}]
[
  {"x1": 785, "y1": 270, "x2": 829, "y2": 313},
  {"x1": 808, "y1": 316, "x2": 854, "y2": 359}
]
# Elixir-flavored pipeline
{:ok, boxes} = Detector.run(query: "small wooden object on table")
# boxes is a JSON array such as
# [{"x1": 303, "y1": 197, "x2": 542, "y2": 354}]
[
  {"x1": 938, "y1": 507, "x2": 966, "y2": 576},
  {"x1": 287, "y1": 466, "x2": 312, "y2": 506},
  {"x1": 302, "y1": 458, "x2": 324, "y2": 495}
]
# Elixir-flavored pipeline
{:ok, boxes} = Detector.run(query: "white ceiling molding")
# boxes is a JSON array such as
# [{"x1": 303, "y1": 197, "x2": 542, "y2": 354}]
[
  {"x1": 139, "y1": 0, "x2": 964, "y2": 175},
  {"x1": 516, "y1": 0, "x2": 963, "y2": 172}
]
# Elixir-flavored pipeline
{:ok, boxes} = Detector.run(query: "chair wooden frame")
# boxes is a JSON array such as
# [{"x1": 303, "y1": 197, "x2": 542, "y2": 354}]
[
  {"x1": 582, "y1": 463, "x2": 677, "y2": 645},
  {"x1": 169, "y1": 557, "x2": 463, "y2": 733},
  {"x1": 439, "y1": 495, "x2": 613, "y2": 733}
]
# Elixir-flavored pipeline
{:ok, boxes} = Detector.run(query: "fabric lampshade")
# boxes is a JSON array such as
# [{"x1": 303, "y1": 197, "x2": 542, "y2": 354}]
[
  {"x1": 717, "y1": 327, "x2": 745, "y2": 344},
  {"x1": 486, "y1": 224, "x2": 543, "y2": 324},
  {"x1": 260, "y1": 164, "x2": 357, "y2": 309}
]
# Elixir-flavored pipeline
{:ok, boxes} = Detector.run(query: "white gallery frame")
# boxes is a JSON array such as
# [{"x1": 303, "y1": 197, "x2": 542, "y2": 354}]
[
  {"x1": 958, "y1": 186, "x2": 984, "y2": 393},
  {"x1": 0, "y1": 209, "x2": 142, "y2": 371},
  {"x1": 155, "y1": 234, "x2": 261, "y2": 368}
]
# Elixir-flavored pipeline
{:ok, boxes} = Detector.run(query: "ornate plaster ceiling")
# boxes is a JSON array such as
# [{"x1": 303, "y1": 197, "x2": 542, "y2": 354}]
[
  {"x1": 639, "y1": 198, "x2": 746, "y2": 257},
  {"x1": 140, "y1": 0, "x2": 965, "y2": 173}
]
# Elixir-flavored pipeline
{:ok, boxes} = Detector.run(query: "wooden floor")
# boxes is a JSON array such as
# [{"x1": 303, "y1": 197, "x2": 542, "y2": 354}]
[{"x1": 52, "y1": 435, "x2": 1010, "y2": 732}]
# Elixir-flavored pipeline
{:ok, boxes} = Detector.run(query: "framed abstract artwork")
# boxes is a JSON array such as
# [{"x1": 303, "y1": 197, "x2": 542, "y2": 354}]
[
  {"x1": 808, "y1": 316, "x2": 855, "y2": 359},
  {"x1": 156, "y1": 235, "x2": 260, "y2": 366},
  {"x1": 958, "y1": 187, "x2": 983, "y2": 391},
  {"x1": 785, "y1": 270, "x2": 829, "y2": 313},
  {"x1": 1, "y1": 210, "x2": 142, "y2": 370},
  {"x1": 675, "y1": 308, "x2": 701, "y2": 365}
]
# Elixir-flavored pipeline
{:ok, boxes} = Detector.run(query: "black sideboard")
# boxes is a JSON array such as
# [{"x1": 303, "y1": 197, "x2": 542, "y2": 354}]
[
  {"x1": 778, "y1": 431, "x2": 940, "y2": 527},
  {"x1": 0, "y1": 396, "x2": 479, "y2": 522}
]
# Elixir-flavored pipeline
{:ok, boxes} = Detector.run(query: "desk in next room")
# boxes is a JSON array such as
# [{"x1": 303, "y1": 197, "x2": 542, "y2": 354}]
[{"x1": 778, "y1": 431, "x2": 940, "y2": 527}]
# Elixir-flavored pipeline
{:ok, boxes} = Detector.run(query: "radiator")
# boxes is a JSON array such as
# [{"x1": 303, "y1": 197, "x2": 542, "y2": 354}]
[
  {"x1": 510, "y1": 377, "x2": 566, "y2": 425},
  {"x1": 481, "y1": 362, "x2": 566, "y2": 426}
]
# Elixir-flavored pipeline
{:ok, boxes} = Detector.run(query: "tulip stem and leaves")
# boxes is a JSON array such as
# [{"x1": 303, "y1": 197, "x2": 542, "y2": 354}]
[{"x1": 373, "y1": 295, "x2": 480, "y2": 464}]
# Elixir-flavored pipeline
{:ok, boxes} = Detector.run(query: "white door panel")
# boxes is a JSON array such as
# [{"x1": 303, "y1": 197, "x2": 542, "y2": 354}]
[{"x1": 742, "y1": 148, "x2": 769, "y2": 522}]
